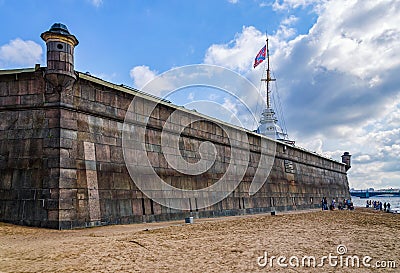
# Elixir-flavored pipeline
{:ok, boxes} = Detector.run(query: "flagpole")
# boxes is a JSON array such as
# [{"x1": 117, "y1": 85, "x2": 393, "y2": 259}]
[{"x1": 261, "y1": 35, "x2": 275, "y2": 109}]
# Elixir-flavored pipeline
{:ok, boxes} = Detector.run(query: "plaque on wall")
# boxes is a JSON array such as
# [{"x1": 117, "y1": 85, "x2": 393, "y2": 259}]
[{"x1": 284, "y1": 160, "x2": 295, "y2": 173}]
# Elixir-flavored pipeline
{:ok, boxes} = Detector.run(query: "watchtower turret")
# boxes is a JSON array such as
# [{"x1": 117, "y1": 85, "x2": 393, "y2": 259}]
[
  {"x1": 341, "y1": 152, "x2": 352, "y2": 171},
  {"x1": 41, "y1": 23, "x2": 79, "y2": 88}
]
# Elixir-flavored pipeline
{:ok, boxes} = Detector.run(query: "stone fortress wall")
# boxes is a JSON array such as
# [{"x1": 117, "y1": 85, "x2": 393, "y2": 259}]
[{"x1": 0, "y1": 24, "x2": 350, "y2": 229}]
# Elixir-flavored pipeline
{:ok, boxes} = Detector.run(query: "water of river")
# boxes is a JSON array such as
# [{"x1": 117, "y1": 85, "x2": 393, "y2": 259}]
[{"x1": 351, "y1": 196, "x2": 400, "y2": 211}]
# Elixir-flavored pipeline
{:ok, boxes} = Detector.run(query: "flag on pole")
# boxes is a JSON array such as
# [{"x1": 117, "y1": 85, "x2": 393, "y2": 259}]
[{"x1": 253, "y1": 45, "x2": 266, "y2": 68}]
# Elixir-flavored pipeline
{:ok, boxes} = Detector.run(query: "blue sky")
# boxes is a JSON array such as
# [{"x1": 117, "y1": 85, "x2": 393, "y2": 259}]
[
  {"x1": 1, "y1": 0, "x2": 400, "y2": 190},
  {"x1": 0, "y1": 0, "x2": 315, "y2": 82}
]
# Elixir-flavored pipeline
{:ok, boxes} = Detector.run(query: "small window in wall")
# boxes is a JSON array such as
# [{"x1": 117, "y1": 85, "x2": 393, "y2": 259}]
[{"x1": 57, "y1": 43, "x2": 64, "y2": 50}]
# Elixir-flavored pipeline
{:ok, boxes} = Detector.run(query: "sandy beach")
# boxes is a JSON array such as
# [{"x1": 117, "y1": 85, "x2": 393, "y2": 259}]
[{"x1": 0, "y1": 208, "x2": 398, "y2": 272}]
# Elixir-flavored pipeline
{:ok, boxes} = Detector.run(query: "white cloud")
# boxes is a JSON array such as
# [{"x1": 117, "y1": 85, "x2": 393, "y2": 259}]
[
  {"x1": 208, "y1": 93, "x2": 219, "y2": 101},
  {"x1": 306, "y1": 96, "x2": 400, "y2": 189},
  {"x1": 89, "y1": 0, "x2": 103, "y2": 7},
  {"x1": 227, "y1": 0, "x2": 239, "y2": 3},
  {"x1": 0, "y1": 38, "x2": 43, "y2": 68},
  {"x1": 305, "y1": 0, "x2": 400, "y2": 80},
  {"x1": 129, "y1": 65, "x2": 157, "y2": 90},
  {"x1": 222, "y1": 98, "x2": 238, "y2": 116},
  {"x1": 201, "y1": 0, "x2": 400, "y2": 189},
  {"x1": 204, "y1": 26, "x2": 265, "y2": 72},
  {"x1": 272, "y1": 0, "x2": 322, "y2": 11},
  {"x1": 187, "y1": 92, "x2": 195, "y2": 101},
  {"x1": 354, "y1": 154, "x2": 371, "y2": 163},
  {"x1": 270, "y1": 0, "x2": 400, "y2": 141},
  {"x1": 297, "y1": 137, "x2": 323, "y2": 154},
  {"x1": 282, "y1": 15, "x2": 298, "y2": 26}
]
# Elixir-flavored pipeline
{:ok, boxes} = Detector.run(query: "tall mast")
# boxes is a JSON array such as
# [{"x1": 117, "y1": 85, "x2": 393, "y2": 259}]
[
  {"x1": 261, "y1": 37, "x2": 275, "y2": 108},
  {"x1": 257, "y1": 35, "x2": 295, "y2": 145}
]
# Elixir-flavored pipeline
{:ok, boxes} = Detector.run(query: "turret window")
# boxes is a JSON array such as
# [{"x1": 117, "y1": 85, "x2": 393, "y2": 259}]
[{"x1": 57, "y1": 43, "x2": 64, "y2": 50}]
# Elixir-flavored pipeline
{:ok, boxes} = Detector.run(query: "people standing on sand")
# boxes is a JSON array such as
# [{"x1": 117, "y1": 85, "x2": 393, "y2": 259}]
[
  {"x1": 330, "y1": 199, "x2": 335, "y2": 210},
  {"x1": 379, "y1": 202, "x2": 383, "y2": 211},
  {"x1": 349, "y1": 201, "x2": 354, "y2": 210},
  {"x1": 387, "y1": 203, "x2": 391, "y2": 212}
]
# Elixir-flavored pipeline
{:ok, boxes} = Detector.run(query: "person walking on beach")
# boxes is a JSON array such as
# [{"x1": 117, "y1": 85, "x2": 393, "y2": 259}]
[
  {"x1": 322, "y1": 197, "x2": 328, "y2": 210},
  {"x1": 330, "y1": 199, "x2": 335, "y2": 210},
  {"x1": 387, "y1": 203, "x2": 391, "y2": 212},
  {"x1": 384, "y1": 202, "x2": 387, "y2": 211}
]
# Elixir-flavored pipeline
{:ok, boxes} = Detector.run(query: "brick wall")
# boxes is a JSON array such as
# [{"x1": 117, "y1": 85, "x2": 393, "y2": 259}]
[
  {"x1": 0, "y1": 70, "x2": 61, "y2": 228},
  {"x1": 0, "y1": 70, "x2": 350, "y2": 229}
]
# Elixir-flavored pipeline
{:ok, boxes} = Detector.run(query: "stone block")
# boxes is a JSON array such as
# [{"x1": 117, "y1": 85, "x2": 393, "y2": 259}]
[
  {"x1": 97, "y1": 172, "x2": 112, "y2": 189},
  {"x1": 45, "y1": 109, "x2": 59, "y2": 119},
  {"x1": 147, "y1": 152, "x2": 159, "y2": 167},
  {"x1": 21, "y1": 94, "x2": 43, "y2": 105},
  {"x1": 60, "y1": 139, "x2": 75, "y2": 150},
  {"x1": 92, "y1": 102, "x2": 106, "y2": 114},
  {"x1": 131, "y1": 199, "x2": 143, "y2": 215},
  {"x1": 95, "y1": 144, "x2": 110, "y2": 162},
  {"x1": 103, "y1": 136, "x2": 117, "y2": 146},
  {"x1": 81, "y1": 85, "x2": 95, "y2": 101},
  {"x1": 15, "y1": 111, "x2": 33, "y2": 129},
  {"x1": 59, "y1": 209, "x2": 76, "y2": 221},
  {"x1": 0, "y1": 95, "x2": 20, "y2": 106},
  {"x1": 60, "y1": 157, "x2": 76, "y2": 169},
  {"x1": 0, "y1": 81, "x2": 8, "y2": 96},
  {"x1": 0, "y1": 170, "x2": 12, "y2": 190},
  {"x1": 153, "y1": 201, "x2": 162, "y2": 215},
  {"x1": 110, "y1": 146, "x2": 123, "y2": 163},
  {"x1": 99, "y1": 163, "x2": 122, "y2": 173},
  {"x1": 118, "y1": 199, "x2": 132, "y2": 217},
  {"x1": 61, "y1": 129, "x2": 77, "y2": 140},
  {"x1": 59, "y1": 177, "x2": 77, "y2": 189},
  {"x1": 60, "y1": 168, "x2": 77, "y2": 179},
  {"x1": 116, "y1": 108, "x2": 126, "y2": 120},
  {"x1": 112, "y1": 173, "x2": 131, "y2": 190},
  {"x1": 60, "y1": 118, "x2": 78, "y2": 131},
  {"x1": 143, "y1": 198, "x2": 153, "y2": 215}
]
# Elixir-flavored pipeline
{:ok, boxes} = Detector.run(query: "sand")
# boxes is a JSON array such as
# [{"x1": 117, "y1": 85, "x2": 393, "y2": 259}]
[{"x1": 0, "y1": 208, "x2": 398, "y2": 272}]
